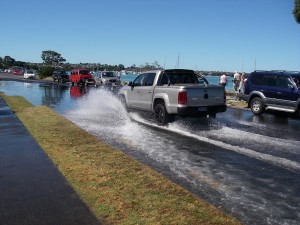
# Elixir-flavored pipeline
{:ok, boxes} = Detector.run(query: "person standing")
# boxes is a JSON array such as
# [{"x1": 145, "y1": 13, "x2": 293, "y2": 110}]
[
  {"x1": 233, "y1": 71, "x2": 241, "y2": 100},
  {"x1": 219, "y1": 73, "x2": 227, "y2": 87},
  {"x1": 239, "y1": 73, "x2": 246, "y2": 93}
]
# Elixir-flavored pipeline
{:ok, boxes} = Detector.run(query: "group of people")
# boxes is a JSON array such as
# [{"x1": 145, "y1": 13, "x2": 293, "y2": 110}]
[{"x1": 219, "y1": 71, "x2": 246, "y2": 100}]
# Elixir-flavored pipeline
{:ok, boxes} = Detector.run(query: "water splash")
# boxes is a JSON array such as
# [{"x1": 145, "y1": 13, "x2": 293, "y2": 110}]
[
  {"x1": 63, "y1": 88, "x2": 300, "y2": 225},
  {"x1": 66, "y1": 89, "x2": 300, "y2": 173}
]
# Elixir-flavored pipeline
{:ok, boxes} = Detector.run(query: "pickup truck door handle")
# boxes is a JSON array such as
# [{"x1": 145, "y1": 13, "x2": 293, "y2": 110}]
[
  {"x1": 148, "y1": 91, "x2": 152, "y2": 93},
  {"x1": 277, "y1": 92, "x2": 282, "y2": 95},
  {"x1": 137, "y1": 90, "x2": 140, "y2": 93}
]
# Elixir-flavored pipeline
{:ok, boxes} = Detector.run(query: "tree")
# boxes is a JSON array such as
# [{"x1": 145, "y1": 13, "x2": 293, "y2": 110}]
[
  {"x1": 0, "y1": 57, "x2": 3, "y2": 69},
  {"x1": 38, "y1": 66, "x2": 54, "y2": 79},
  {"x1": 294, "y1": 0, "x2": 300, "y2": 23},
  {"x1": 3, "y1": 56, "x2": 15, "y2": 68},
  {"x1": 118, "y1": 64, "x2": 125, "y2": 71},
  {"x1": 41, "y1": 50, "x2": 66, "y2": 67}
]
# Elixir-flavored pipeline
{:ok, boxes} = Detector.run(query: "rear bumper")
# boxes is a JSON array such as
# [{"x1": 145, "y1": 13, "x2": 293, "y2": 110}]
[{"x1": 177, "y1": 105, "x2": 227, "y2": 116}]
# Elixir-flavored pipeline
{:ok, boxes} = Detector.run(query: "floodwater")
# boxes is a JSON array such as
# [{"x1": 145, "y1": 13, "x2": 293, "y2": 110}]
[{"x1": 1, "y1": 80, "x2": 299, "y2": 225}]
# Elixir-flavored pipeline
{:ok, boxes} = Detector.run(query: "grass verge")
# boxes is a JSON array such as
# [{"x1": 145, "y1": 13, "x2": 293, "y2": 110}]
[
  {"x1": 1, "y1": 93, "x2": 241, "y2": 225},
  {"x1": 226, "y1": 100, "x2": 248, "y2": 108}
]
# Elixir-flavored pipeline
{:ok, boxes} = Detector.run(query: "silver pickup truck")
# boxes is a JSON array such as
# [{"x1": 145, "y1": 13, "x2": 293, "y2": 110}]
[{"x1": 118, "y1": 69, "x2": 227, "y2": 125}]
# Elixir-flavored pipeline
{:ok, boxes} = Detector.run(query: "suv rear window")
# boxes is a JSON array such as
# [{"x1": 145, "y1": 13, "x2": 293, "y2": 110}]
[
  {"x1": 250, "y1": 73, "x2": 263, "y2": 85},
  {"x1": 250, "y1": 73, "x2": 276, "y2": 87},
  {"x1": 262, "y1": 75, "x2": 276, "y2": 87}
]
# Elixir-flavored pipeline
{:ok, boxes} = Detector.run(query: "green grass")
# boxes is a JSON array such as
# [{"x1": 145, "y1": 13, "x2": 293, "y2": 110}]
[
  {"x1": 226, "y1": 99, "x2": 248, "y2": 108},
  {"x1": 1, "y1": 93, "x2": 241, "y2": 225}
]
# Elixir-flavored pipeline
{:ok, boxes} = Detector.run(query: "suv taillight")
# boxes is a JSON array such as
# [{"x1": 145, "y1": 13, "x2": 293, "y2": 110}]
[{"x1": 178, "y1": 91, "x2": 187, "y2": 105}]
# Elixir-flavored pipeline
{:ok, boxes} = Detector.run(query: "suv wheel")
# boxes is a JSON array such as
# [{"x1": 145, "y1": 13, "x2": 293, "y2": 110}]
[{"x1": 251, "y1": 97, "x2": 264, "y2": 115}]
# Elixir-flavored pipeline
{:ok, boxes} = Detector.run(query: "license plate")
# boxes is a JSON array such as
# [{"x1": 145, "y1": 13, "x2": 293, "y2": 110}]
[{"x1": 198, "y1": 107, "x2": 207, "y2": 112}]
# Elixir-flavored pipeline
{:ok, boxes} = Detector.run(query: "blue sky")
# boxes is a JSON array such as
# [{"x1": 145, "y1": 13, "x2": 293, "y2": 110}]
[{"x1": 1, "y1": 0, "x2": 299, "y2": 72}]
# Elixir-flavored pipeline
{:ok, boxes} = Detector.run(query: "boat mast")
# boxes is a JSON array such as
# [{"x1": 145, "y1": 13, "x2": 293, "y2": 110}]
[{"x1": 174, "y1": 53, "x2": 180, "y2": 69}]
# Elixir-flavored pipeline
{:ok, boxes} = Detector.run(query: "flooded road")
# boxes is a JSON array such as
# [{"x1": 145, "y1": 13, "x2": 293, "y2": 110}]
[{"x1": 1, "y1": 80, "x2": 299, "y2": 225}]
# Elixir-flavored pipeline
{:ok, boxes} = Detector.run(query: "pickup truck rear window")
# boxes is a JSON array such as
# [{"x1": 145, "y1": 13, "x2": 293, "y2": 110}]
[{"x1": 159, "y1": 72, "x2": 199, "y2": 85}]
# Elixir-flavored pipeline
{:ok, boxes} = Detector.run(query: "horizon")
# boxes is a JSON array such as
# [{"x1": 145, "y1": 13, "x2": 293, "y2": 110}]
[{"x1": 1, "y1": 0, "x2": 299, "y2": 73}]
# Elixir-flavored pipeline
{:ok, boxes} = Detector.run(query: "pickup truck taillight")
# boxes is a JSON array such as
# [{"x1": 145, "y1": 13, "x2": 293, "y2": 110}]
[{"x1": 178, "y1": 91, "x2": 187, "y2": 105}]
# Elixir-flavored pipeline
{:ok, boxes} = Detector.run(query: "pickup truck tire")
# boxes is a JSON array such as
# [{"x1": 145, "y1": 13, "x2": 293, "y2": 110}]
[
  {"x1": 251, "y1": 97, "x2": 264, "y2": 115},
  {"x1": 154, "y1": 103, "x2": 171, "y2": 126}
]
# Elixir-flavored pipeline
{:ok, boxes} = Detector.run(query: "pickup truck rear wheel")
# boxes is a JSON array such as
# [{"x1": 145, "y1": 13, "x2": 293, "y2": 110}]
[
  {"x1": 250, "y1": 97, "x2": 264, "y2": 115},
  {"x1": 154, "y1": 103, "x2": 169, "y2": 126}
]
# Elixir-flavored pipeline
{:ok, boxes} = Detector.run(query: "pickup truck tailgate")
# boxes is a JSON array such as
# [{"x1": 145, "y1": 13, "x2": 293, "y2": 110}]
[{"x1": 186, "y1": 85, "x2": 225, "y2": 106}]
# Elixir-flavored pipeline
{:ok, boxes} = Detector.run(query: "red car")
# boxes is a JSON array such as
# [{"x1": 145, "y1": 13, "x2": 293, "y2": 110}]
[
  {"x1": 12, "y1": 69, "x2": 23, "y2": 76},
  {"x1": 70, "y1": 69, "x2": 95, "y2": 86}
]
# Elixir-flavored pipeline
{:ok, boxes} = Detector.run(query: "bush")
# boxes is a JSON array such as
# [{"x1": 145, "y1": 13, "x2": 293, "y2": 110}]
[
  {"x1": 294, "y1": 0, "x2": 300, "y2": 23},
  {"x1": 38, "y1": 66, "x2": 54, "y2": 79}
]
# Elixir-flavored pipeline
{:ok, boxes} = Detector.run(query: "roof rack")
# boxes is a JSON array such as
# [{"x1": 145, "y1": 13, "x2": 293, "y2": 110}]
[{"x1": 254, "y1": 70, "x2": 300, "y2": 73}]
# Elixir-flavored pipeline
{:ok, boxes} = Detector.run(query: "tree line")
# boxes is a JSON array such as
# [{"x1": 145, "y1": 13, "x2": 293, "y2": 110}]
[{"x1": 1, "y1": 50, "x2": 166, "y2": 78}]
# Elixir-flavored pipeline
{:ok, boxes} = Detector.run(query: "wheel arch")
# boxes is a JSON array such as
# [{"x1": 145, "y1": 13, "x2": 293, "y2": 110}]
[
  {"x1": 248, "y1": 92, "x2": 264, "y2": 108},
  {"x1": 118, "y1": 92, "x2": 129, "y2": 107},
  {"x1": 153, "y1": 93, "x2": 171, "y2": 113},
  {"x1": 153, "y1": 98, "x2": 166, "y2": 113}
]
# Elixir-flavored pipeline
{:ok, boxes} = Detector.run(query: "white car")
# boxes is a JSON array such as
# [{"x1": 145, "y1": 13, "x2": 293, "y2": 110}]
[
  {"x1": 93, "y1": 71, "x2": 121, "y2": 87},
  {"x1": 23, "y1": 70, "x2": 36, "y2": 79}
]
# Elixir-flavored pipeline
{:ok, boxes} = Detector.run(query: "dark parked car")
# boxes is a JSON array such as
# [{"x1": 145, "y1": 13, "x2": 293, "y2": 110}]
[
  {"x1": 52, "y1": 71, "x2": 70, "y2": 83},
  {"x1": 242, "y1": 70, "x2": 300, "y2": 117}
]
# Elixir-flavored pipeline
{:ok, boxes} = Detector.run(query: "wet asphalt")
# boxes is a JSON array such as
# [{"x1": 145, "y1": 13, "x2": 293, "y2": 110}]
[{"x1": 0, "y1": 96, "x2": 101, "y2": 225}]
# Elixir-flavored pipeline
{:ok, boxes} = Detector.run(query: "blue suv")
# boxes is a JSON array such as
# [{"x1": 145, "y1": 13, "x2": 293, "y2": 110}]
[{"x1": 242, "y1": 70, "x2": 300, "y2": 117}]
